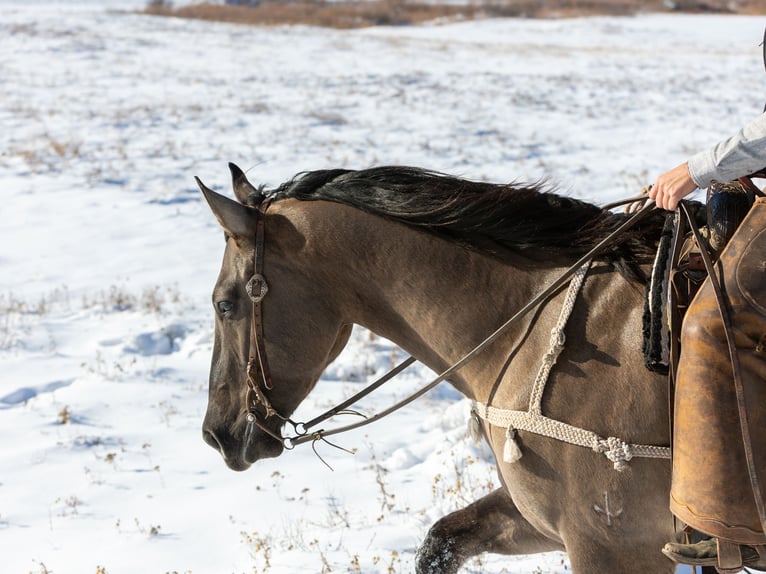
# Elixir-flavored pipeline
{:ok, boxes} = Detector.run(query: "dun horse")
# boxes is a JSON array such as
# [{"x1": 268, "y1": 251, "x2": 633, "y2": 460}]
[{"x1": 197, "y1": 164, "x2": 678, "y2": 573}]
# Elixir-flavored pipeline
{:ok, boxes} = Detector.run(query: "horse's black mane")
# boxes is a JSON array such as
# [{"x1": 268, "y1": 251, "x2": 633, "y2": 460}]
[{"x1": 259, "y1": 166, "x2": 666, "y2": 281}]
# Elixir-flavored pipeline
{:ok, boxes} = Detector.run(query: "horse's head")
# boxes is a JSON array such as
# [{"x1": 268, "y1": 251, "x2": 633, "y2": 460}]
[{"x1": 196, "y1": 165, "x2": 352, "y2": 471}]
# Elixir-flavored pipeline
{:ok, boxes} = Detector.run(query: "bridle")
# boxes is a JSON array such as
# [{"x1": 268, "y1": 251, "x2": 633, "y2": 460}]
[
  {"x1": 242, "y1": 196, "x2": 383, "y2": 453},
  {"x1": 239, "y1": 193, "x2": 659, "y2": 456},
  {"x1": 241, "y1": 196, "x2": 296, "y2": 445}
]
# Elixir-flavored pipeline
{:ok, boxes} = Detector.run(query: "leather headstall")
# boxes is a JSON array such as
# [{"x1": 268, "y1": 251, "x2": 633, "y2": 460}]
[{"x1": 243, "y1": 197, "x2": 288, "y2": 443}]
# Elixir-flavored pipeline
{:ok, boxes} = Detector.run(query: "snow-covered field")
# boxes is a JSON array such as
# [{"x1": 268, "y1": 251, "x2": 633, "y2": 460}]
[{"x1": 2, "y1": 2, "x2": 765, "y2": 572}]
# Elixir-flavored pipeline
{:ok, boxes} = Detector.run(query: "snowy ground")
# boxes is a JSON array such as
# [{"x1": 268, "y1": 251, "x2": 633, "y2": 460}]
[{"x1": 2, "y1": 2, "x2": 765, "y2": 573}]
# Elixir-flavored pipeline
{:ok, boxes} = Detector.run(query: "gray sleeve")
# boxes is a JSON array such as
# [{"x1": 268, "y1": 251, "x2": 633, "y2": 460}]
[{"x1": 687, "y1": 112, "x2": 766, "y2": 188}]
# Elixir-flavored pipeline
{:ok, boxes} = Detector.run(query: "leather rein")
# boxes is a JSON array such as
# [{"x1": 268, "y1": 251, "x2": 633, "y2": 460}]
[{"x1": 242, "y1": 195, "x2": 657, "y2": 452}]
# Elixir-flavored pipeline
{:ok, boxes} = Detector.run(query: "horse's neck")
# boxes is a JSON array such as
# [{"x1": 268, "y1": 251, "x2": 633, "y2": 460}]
[{"x1": 294, "y1": 201, "x2": 561, "y2": 399}]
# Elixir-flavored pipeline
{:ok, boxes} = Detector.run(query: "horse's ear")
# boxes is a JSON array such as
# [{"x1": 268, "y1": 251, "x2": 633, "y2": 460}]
[
  {"x1": 229, "y1": 163, "x2": 260, "y2": 205},
  {"x1": 196, "y1": 176, "x2": 253, "y2": 247}
]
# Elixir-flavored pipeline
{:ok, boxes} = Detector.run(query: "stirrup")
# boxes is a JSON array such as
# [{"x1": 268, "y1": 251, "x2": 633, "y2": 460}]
[{"x1": 662, "y1": 537, "x2": 764, "y2": 571}]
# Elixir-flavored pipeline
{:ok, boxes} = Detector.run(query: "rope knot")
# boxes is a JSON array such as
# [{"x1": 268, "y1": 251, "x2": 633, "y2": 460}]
[
  {"x1": 595, "y1": 436, "x2": 634, "y2": 471},
  {"x1": 548, "y1": 327, "x2": 566, "y2": 355}
]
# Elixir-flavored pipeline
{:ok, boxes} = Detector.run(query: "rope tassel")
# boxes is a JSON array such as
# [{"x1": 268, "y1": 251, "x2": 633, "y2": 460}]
[
  {"x1": 468, "y1": 411, "x2": 483, "y2": 443},
  {"x1": 503, "y1": 428, "x2": 523, "y2": 463}
]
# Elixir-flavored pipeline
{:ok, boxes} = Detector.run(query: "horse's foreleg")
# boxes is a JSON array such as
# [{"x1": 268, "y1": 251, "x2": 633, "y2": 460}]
[{"x1": 415, "y1": 487, "x2": 562, "y2": 574}]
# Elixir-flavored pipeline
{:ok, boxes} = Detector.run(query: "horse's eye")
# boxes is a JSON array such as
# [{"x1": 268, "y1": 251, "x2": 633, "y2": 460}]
[{"x1": 216, "y1": 300, "x2": 234, "y2": 316}]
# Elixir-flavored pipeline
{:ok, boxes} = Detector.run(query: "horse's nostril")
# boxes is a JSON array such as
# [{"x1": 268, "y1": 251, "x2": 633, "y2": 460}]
[{"x1": 203, "y1": 428, "x2": 222, "y2": 452}]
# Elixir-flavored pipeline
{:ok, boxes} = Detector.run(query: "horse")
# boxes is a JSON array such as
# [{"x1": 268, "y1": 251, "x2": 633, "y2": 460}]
[{"x1": 196, "y1": 163, "x2": 681, "y2": 573}]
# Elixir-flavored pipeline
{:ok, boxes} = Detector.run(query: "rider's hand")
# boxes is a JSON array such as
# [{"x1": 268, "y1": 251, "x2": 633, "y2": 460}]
[{"x1": 649, "y1": 162, "x2": 698, "y2": 211}]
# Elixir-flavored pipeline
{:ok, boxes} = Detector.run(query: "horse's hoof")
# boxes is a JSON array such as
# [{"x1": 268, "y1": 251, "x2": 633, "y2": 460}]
[{"x1": 415, "y1": 535, "x2": 460, "y2": 574}]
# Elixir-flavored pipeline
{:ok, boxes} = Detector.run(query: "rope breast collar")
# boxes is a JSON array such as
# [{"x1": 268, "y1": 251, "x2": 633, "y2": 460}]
[{"x1": 471, "y1": 261, "x2": 671, "y2": 472}]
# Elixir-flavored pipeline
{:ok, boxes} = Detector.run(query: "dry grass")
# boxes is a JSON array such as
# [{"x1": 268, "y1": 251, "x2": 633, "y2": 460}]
[
  {"x1": 147, "y1": 0, "x2": 479, "y2": 28},
  {"x1": 145, "y1": 0, "x2": 766, "y2": 28}
]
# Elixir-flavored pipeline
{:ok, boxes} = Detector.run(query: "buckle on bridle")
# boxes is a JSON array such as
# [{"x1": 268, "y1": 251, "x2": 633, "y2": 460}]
[{"x1": 246, "y1": 273, "x2": 269, "y2": 303}]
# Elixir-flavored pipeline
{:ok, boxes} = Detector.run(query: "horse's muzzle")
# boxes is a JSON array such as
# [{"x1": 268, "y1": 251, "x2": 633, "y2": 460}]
[{"x1": 202, "y1": 423, "x2": 283, "y2": 471}]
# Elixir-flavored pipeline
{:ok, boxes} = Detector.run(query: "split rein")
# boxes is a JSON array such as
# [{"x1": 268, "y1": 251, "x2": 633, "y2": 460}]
[{"x1": 242, "y1": 194, "x2": 657, "y2": 463}]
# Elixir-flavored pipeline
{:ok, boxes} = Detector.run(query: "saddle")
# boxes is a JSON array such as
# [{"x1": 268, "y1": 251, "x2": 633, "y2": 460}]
[
  {"x1": 667, "y1": 183, "x2": 766, "y2": 548},
  {"x1": 643, "y1": 179, "x2": 759, "y2": 376}
]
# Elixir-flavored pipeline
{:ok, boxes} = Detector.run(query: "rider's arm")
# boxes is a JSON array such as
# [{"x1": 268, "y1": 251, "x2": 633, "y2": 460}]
[
  {"x1": 688, "y1": 111, "x2": 766, "y2": 188},
  {"x1": 652, "y1": 112, "x2": 766, "y2": 210}
]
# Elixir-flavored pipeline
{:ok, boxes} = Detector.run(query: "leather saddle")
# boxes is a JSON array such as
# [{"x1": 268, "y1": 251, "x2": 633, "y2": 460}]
[{"x1": 670, "y1": 186, "x2": 766, "y2": 548}]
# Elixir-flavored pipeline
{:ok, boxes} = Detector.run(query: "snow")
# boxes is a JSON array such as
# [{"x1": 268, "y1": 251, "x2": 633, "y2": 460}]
[{"x1": 1, "y1": 1, "x2": 763, "y2": 572}]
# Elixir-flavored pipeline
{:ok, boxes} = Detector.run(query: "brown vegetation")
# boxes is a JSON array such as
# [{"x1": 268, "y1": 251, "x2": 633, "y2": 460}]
[
  {"x1": 145, "y1": 0, "x2": 766, "y2": 29},
  {"x1": 145, "y1": 0, "x2": 504, "y2": 28}
]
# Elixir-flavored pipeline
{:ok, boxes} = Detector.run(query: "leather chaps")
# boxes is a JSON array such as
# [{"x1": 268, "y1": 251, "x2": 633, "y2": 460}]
[{"x1": 670, "y1": 197, "x2": 766, "y2": 545}]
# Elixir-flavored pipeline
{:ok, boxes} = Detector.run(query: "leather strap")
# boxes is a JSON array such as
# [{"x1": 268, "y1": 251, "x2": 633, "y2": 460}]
[
  {"x1": 716, "y1": 538, "x2": 744, "y2": 572},
  {"x1": 244, "y1": 197, "x2": 287, "y2": 440},
  {"x1": 249, "y1": 197, "x2": 273, "y2": 390}
]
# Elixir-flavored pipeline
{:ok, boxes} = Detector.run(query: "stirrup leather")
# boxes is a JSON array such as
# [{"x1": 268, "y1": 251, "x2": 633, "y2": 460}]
[{"x1": 716, "y1": 538, "x2": 744, "y2": 573}]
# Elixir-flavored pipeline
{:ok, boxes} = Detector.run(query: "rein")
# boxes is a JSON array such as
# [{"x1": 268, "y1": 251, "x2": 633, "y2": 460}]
[{"x1": 243, "y1": 196, "x2": 658, "y2": 453}]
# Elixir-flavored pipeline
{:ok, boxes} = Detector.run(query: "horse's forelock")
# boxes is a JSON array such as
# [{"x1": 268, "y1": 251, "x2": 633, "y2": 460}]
[{"x1": 245, "y1": 190, "x2": 269, "y2": 208}]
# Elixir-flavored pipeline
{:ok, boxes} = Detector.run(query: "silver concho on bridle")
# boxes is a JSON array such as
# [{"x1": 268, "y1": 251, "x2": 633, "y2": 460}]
[{"x1": 246, "y1": 273, "x2": 269, "y2": 303}]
